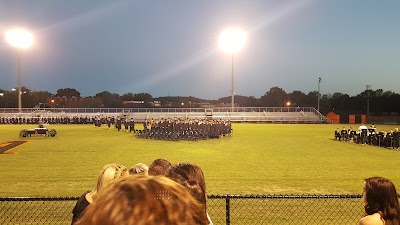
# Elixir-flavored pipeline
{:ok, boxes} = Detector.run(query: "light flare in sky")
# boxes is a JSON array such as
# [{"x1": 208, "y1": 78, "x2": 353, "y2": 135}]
[
  {"x1": 5, "y1": 28, "x2": 34, "y2": 49},
  {"x1": 218, "y1": 28, "x2": 247, "y2": 54},
  {"x1": 131, "y1": 0, "x2": 313, "y2": 94}
]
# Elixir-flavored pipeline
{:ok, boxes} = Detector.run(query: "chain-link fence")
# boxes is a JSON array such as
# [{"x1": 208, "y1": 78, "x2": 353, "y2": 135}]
[
  {"x1": 0, "y1": 194, "x2": 364, "y2": 225},
  {"x1": 207, "y1": 194, "x2": 364, "y2": 225}
]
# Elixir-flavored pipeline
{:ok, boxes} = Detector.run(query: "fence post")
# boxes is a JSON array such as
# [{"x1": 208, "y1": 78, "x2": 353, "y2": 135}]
[{"x1": 226, "y1": 194, "x2": 231, "y2": 225}]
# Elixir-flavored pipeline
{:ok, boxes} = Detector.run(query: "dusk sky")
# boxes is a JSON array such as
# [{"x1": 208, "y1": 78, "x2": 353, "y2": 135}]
[{"x1": 1, "y1": 0, "x2": 399, "y2": 99}]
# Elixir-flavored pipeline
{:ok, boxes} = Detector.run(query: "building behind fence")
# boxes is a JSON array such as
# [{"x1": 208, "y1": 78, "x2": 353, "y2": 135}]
[{"x1": 0, "y1": 194, "x2": 364, "y2": 225}]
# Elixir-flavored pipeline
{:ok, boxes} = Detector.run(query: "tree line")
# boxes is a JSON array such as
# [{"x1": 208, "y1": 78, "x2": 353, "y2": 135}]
[{"x1": 0, "y1": 86, "x2": 399, "y2": 115}]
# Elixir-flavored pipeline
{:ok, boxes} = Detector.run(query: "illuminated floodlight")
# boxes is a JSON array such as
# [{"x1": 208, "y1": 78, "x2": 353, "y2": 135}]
[
  {"x1": 6, "y1": 28, "x2": 34, "y2": 49},
  {"x1": 218, "y1": 27, "x2": 247, "y2": 112},
  {"x1": 5, "y1": 28, "x2": 34, "y2": 112},
  {"x1": 218, "y1": 28, "x2": 247, "y2": 54}
]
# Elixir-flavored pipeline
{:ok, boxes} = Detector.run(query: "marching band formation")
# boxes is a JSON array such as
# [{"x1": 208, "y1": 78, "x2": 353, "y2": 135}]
[
  {"x1": 0, "y1": 115, "x2": 233, "y2": 141},
  {"x1": 334, "y1": 124, "x2": 400, "y2": 149},
  {"x1": 136, "y1": 118, "x2": 232, "y2": 141}
]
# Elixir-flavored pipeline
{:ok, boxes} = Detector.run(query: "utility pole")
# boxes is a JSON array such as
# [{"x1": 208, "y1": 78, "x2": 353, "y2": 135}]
[
  {"x1": 366, "y1": 85, "x2": 371, "y2": 115},
  {"x1": 317, "y1": 77, "x2": 322, "y2": 112}
]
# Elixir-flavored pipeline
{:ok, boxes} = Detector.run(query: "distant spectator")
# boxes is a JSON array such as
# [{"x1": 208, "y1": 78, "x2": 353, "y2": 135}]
[
  {"x1": 393, "y1": 128, "x2": 399, "y2": 150},
  {"x1": 75, "y1": 176, "x2": 209, "y2": 225},
  {"x1": 148, "y1": 158, "x2": 172, "y2": 176},
  {"x1": 359, "y1": 177, "x2": 400, "y2": 225},
  {"x1": 358, "y1": 123, "x2": 368, "y2": 131},
  {"x1": 129, "y1": 163, "x2": 149, "y2": 176},
  {"x1": 166, "y1": 163, "x2": 213, "y2": 225},
  {"x1": 71, "y1": 163, "x2": 128, "y2": 224}
]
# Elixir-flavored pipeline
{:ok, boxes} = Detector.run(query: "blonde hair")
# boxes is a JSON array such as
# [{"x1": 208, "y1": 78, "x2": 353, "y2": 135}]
[
  {"x1": 92, "y1": 163, "x2": 128, "y2": 200},
  {"x1": 75, "y1": 176, "x2": 209, "y2": 225},
  {"x1": 129, "y1": 163, "x2": 149, "y2": 176}
]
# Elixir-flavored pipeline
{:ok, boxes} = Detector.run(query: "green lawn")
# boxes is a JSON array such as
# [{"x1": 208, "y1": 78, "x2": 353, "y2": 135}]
[{"x1": 0, "y1": 123, "x2": 399, "y2": 197}]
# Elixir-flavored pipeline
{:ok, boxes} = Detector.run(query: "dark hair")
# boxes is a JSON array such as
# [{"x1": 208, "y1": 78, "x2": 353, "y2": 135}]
[
  {"x1": 166, "y1": 163, "x2": 207, "y2": 212},
  {"x1": 148, "y1": 158, "x2": 172, "y2": 176},
  {"x1": 75, "y1": 176, "x2": 209, "y2": 225},
  {"x1": 364, "y1": 177, "x2": 400, "y2": 225}
]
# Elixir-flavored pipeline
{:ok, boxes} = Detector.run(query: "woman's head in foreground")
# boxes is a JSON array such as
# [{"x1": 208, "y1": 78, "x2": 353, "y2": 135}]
[
  {"x1": 75, "y1": 175, "x2": 209, "y2": 225},
  {"x1": 363, "y1": 177, "x2": 400, "y2": 224}
]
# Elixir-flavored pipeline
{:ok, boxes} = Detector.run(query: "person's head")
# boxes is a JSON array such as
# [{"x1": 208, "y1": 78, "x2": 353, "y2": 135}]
[
  {"x1": 75, "y1": 176, "x2": 209, "y2": 225},
  {"x1": 363, "y1": 177, "x2": 400, "y2": 223},
  {"x1": 93, "y1": 163, "x2": 128, "y2": 199},
  {"x1": 166, "y1": 163, "x2": 207, "y2": 212},
  {"x1": 148, "y1": 158, "x2": 172, "y2": 176},
  {"x1": 129, "y1": 163, "x2": 149, "y2": 176}
]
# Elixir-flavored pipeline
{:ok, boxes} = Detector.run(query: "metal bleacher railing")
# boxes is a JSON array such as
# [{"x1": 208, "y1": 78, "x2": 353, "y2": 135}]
[
  {"x1": 0, "y1": 194, "x2": 364, "y2": 225},
  {"x1": 0, "y1": 107, "x2": 326, "y2": 123}
]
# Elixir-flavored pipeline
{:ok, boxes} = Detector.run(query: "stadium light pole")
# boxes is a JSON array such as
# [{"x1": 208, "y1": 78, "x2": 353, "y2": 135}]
[
  {"x1": 5, "y1": 28, "x2": 34, "y2": 112},
  {"x1": 366, "y1": 85, "x2": 371, "y2": 115},
  {"x1": 317, "y1": 77, "x2": 322, "y2": 112},
  {"x1": 218, "y1": 28, "x2": 247, "y2": 112}
]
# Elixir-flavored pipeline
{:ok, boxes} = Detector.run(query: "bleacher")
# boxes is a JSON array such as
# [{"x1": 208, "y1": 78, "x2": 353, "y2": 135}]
[{"x1": 0, "y1": 107, "x2": 326, "y2": 123}]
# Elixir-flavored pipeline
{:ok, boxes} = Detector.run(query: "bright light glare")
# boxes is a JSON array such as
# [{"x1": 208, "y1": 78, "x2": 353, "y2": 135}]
[
  {"x1": 5, "y1": 28, "x2": 34, "y2": 49},
  {"x1": 218, "y1": 28, "x2": 247, "y2": 54}
]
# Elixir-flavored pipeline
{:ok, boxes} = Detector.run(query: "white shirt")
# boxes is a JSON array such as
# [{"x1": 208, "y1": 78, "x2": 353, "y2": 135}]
[{"x1": 358, "y1": 125, "x2": 367, "y2": 131}]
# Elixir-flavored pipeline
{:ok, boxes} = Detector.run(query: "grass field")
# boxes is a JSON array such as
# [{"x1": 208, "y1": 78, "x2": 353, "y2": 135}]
[{"x1": 1, "y1": 123, "x2": 399, "y2": 197}]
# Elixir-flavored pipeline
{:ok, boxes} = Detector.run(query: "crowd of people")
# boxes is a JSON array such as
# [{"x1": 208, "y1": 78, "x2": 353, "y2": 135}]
[
  {"x1": 0, "y1": 115, "x2": 101, "y2": 125},
  {"x1": 334, "y1": 124, "x2": 400, "y2": 149},
  {"x1": 1, "y1": 116, "x2": 233, "y2": 141},
  {"x1": 72, "y1": 159, "x2": 213, "y2": 225},
  {"x1": 136, "y1": 118, "x2": 232, "y2": 141},
  {"x1": 70, "y1": 158, "x2": 400, "y2": 225}
]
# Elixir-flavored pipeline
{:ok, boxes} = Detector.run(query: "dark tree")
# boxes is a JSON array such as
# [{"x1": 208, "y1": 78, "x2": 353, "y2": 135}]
[
  {"x1": 260, "y1": 87, "x2": 288, "y2": 107},
  {"x1": 288, "y1": 90, "x2": 307, "y2": 107},
  {"x1": 95, "y1": 91, "x2": 122, "y2": 107},
  {"x1": 121, "y1": 93, "x2": 135, "y2": 101},
  {"x1": 33, "y1": 91, "x2": 52, "y2": 105},
  {"x1": 56, "y1": 88, "x2": 81, "y2": 98},
  {"x1": 132, "y1": 93, "x2": 152, "y2": 103}
]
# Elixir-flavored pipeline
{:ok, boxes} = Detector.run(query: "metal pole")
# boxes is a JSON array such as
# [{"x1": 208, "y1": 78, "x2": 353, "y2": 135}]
[
  {"x1": 317, "y1": 77, "x2": 321, "y2": 112},
  {"x1": 231, "y1": 54, "x2": 234, "y2": 112},
  {"x1": 366, "y1": 85, "x2": 371, "y2": 115},
  {"x1": 18, "y1": 50, "x2": 22, "y2": 112},
  {"x1": 226, "y1": 195, "x2": 231, "y2": 225}
]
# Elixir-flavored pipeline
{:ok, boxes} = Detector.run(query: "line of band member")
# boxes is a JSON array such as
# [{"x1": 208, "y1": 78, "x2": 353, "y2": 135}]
[{"x1": 0, "y1": 116, "x2": 103, "y2": 125}]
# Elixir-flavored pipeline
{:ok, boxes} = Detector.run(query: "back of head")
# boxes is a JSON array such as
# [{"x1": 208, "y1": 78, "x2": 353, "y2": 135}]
[
  {"x1": 129, "y1": 163, "x2": 149, "y2": 176},
  {"x1": 148, "y1": 158, "x2": 172, "y2": 176},
  {"x1": 94, "y1": 163, "x2": 128, "y2": 197},
  {"x1": 75, "y1": 176, "x2": 209, "y2": 225},
  {"x1": 166, "y1": 163, "x2": 207, "y2": 210},
  {"x1": 364, "y1": 177, "x2": 400, "y2": 224}
]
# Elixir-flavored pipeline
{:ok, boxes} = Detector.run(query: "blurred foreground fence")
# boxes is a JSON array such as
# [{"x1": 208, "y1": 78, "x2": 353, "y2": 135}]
[{"x1": 0, "y1": 194, "x2": 364, "y2": 225}]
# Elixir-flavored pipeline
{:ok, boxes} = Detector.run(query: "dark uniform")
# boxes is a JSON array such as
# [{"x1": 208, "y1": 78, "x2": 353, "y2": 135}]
[{"x1": 129, "y1": 119, "x2": 135, "y2": 133}]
